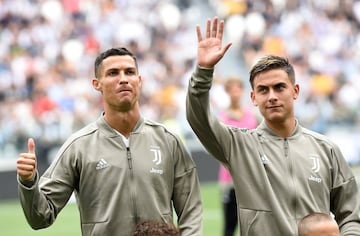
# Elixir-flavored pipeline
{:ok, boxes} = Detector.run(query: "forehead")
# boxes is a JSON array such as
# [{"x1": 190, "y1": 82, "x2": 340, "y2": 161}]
[
  {"x1": 253, "y1": 69, "x2": 291, "y2": 87},
  {"x1": 101, "y1": 55, "x2": 136, "y2": 70},
  {"x1": 310, "y1": 221, "x2": 339, "y2": 235},
  {"x1": 227, "y1": 80, "x2": 242, "y2": 88}
]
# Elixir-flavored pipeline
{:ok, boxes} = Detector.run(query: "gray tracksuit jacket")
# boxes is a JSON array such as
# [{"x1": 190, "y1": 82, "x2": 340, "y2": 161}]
[
  {"x1": 18, "y1": 115, "x2": 203, "y2": 236},
  {"x1": 186, "y1": 66, "x2": 360, "y2": 236}
]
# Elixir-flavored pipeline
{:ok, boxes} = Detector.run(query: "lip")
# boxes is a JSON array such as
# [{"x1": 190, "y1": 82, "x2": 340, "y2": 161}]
[
  {"x1": 117, "y1": 87, "x2": 132, "y2": 93},
  {"x1": 267, "y1": 105, "x2": 281, "y2": 109}
]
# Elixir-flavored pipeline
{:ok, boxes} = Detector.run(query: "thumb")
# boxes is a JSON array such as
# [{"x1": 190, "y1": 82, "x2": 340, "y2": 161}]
[
  {"x1": 221, "y1": 42, "x2": 232, "y2": 56},
  {"x1": 28, "y1": 138, "x2": 35, "y2": 154}
]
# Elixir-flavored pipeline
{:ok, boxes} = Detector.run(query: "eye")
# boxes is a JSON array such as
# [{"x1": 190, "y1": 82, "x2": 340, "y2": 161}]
[
  {"x1": 257, "y1": 86, "x2": 268, "y2": 94},
  {"x1": 107, "y1": 69, "x2": 118, "y2": 76},
  {"x1": 125, "y1": 69, "x2": 136, "y2": 75},
  {"x1": 274, "y1": 84, "x2": 286, "y2": 91}
]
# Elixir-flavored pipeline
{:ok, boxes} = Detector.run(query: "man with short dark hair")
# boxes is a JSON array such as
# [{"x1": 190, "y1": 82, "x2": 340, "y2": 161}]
[{"x1": 17, "y1": 47, "x2": 203, "y2": 236}]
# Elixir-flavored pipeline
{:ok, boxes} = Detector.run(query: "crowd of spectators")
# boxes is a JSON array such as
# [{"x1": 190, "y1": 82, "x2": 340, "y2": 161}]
[{"x1": 0, "y1": 0, "x2": 359, "y2": 166}]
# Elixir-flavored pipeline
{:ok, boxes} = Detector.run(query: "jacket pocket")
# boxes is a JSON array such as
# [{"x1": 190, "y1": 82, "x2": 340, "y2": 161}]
[
  {"x1": 161, "y1": 213, "x2": 174, "y2": 224},
  {"x1": 81, "y1": 220, "x2": 110, "y2": 236},
  {"x1": 238, "y1": 208, "x2": 281, "y2": 236}
]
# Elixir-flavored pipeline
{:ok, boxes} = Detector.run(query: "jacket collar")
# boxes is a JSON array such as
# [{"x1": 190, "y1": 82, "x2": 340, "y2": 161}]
[
  {"x1": 96, "y1": 112, "x2": 145, "y2": 138},
  {"x1": 256, "y1": 119, "x2": 302, "y2": 140}
]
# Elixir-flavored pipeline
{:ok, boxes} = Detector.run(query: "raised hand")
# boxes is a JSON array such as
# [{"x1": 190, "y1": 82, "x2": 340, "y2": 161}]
[
  {"x1": 196, "y1": 16, "x2": 232, "y2": 68},
  {"x1": 17, "y1": 138, "x2": 37, "y2": 182}
]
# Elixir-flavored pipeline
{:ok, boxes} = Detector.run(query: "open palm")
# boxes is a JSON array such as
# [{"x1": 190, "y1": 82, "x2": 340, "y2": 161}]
[{"x1": 196, "y1": 17, "x2": 232, "y2": 68}]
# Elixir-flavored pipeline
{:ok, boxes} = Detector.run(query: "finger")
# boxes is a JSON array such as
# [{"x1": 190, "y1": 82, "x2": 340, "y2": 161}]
[
  {"x1": 17, "y1": 156, "x2": 36, "y2": 181},
  {"x1": 28, "y1": 138, "x2": 35, "y2": 154},
  {"x1": 17, "y1": 163, "x2": 35, "y2": 172},
  {"x1": 17, "y1": 155, "x2": 36, "y2": 164},
  {"x1": 217, "y1": 19, "x2": 225, "y2": 40},
  {"x1": 221, "y1": 42, "x2": 233, "y2": 55},
  {"x1": 17, "y1": 157, "x2": 36, "y2": 174},
  {"x1": 212, "y1": 16, "x2": 218, "y2": 38},
  {"x1": 196, "y1": 25, "x2": 203, "y2": 42},
  {"x1": 206, "y1": 18, "x2": 211, "y2": 39},
  {"x1": 17, "y1": 169, "x2": 34, "y2": 181}
]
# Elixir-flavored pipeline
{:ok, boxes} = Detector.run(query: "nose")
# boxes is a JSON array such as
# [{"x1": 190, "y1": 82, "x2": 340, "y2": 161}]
[
  {"x1": 118, "y1": 71, "x2": 129, "y2": 84},
  {"x1": 268, "y1": 89, "x2": 277, "y2": 102}
]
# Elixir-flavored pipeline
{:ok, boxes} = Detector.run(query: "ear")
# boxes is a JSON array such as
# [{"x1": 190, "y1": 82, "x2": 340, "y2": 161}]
[
  {"x1": 250, "y1": 91, "x2": 258, "y2": 106},
  {"x1": 138, "y1": 75, "x2": 143, "y2": 88},
  {"x1": 92, "y1": 78, "x2": 102, "y2": 92},
  {"x1": 293, "y1": 84, "x2": 300, "y2": 100}
]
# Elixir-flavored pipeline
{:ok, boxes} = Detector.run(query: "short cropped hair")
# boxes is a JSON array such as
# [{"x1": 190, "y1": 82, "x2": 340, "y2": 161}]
[
  {"x1": 298, "y1": 212, "x2": 338, "y2": 236},
  {"x1": 94, "y1": 47, "x2": 138, "y2": 78},
  {"x1": 131, "y1": 220, "x2": 179, "y2": 236},
  {"x1": 249, "y1": 55, "x2": 295, "y2": 89}
]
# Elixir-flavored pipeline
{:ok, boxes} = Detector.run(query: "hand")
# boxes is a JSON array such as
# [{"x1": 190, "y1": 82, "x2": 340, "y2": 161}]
[
  {"x1": 17, "y1": 138, "x2": 37, "y2": 182},
  {"x1": 196, "y1": 16, "x2": 232, "y2": 68}
]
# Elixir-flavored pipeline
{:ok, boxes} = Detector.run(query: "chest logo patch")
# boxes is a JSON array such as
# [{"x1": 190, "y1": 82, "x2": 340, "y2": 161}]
[
  {"x1": 150, "y1": 146, "x2": 162, "y2": 165},
  {"x1": 150, "y1": 146, "x2": 163, "y2": 175},
  {"x1": 309, "y1": 154, "x2": 320, "y2": 173},
  {"x1": 96, "y1": 158, "x2": 110, "y2": 170},
  {"x1": 308, "y1": 154, "x2": 322, "y2": 183}
]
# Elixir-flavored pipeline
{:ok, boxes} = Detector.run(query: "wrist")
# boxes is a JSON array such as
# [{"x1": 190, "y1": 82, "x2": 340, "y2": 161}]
[
  {"x1": 19, "y1": 173, "x2": 37, "y2": 187},
  {"x1": 198, "y1": 64, "x2": 214, "y2": 70}
]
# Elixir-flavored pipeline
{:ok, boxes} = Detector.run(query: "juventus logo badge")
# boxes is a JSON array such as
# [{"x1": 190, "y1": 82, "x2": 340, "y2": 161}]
[
  {"x1": 150, "y1": 146, "x2": 162, "y2": 165},
  {"x1": 309, "y1": 155, "x2": 320, "y2": 173}
]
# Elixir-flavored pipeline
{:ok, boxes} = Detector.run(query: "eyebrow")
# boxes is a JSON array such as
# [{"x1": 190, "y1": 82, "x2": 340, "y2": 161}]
[
  {"x1": 255, "y1": 85, "x2": 267, "y2": 90},
  {"x1": 105, "y1": 66, "x2": 136, "y2": 72},
  {"x1": 256, "y1": 82, "x2": 288, "y2": 90}
]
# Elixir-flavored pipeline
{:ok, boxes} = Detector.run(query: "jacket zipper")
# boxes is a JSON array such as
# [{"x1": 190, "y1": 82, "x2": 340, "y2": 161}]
[
  {"x1": 284, "y1": 138, "x2": 289, "y2": 157},
  {"x1": 127, "y1": 147, "x2": 133, "y2": 169},
  {"x1": 126, "y1": 147, "x2": 138, "y2": 222},
  {"x1": 284, "y1": 138, "x2": 297, "y2": 219}
]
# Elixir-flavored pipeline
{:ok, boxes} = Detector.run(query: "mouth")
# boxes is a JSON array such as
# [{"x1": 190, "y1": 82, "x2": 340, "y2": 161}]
[
  {"x1": 267, "y1": 105, "x2": 281, "y2": 110},
  {"x1": 117, "y1": 87, "x2": 132, "y2": 93}
]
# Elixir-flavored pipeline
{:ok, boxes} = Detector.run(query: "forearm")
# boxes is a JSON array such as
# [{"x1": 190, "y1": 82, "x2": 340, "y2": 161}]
[
  {"x1": 340, "y1": 221, "x2": 360, "y2": 236},
  {"x1": 332, "y1": 177, "x2": 360, "y2": 235},
  {"x1": 186, "y1": 66, "x2": 230, "y2": 163},
  {"x1": 18, "y1": 174, "x2": 57, "y2": 229}
]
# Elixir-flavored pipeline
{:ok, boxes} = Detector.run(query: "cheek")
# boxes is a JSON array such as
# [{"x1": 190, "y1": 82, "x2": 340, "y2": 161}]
[
  {"x1": 132, "y1": 80, "x2": 141, "y2": 93},
  {"x1": 102, "y1": 82, "x2": 118, "y2": 95},
  {"x1": 135, "y1": 87, "x2": 142, "y2": 98},
  {"x1": 252, "y1": 95, "x2": 265, "y2": 107}
]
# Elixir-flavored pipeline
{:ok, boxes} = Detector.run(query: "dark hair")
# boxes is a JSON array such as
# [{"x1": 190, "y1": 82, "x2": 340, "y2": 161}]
[
  {"x1": 249, "y1": 55, "x2": 295, "y2": 89},
  {"x1": 94, "y1": 47, "x2": 138, "y2": 78},
  {"x1": 132, "y1": 221, "x2": 179, "y2": 236}
]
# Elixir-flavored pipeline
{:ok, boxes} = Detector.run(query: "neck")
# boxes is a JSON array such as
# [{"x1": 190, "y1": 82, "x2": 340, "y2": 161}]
[
  {"x1": 229, "y1": 100, "x2": 241, "y2": 109},
  {"x1": 227, "y1": 102, "x2": 244, "y2": 120},
  {"x1": 104, "y1": 108, "x2": 140, "y2": 138}
]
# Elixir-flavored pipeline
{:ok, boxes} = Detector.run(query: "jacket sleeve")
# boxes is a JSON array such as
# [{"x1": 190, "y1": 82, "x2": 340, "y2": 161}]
[
  {"x1": 186, "y1": 66, "x2": 234, "y2": 164},
  {"x1": 330, "y1": 144, "x2": 360, "y2": 235},
  {"x1": 17, "y1": 147, "x2": 76, "y2": 230},
  {"x1": 171, "y1": 135, "x2": 203, "y2": 236}
]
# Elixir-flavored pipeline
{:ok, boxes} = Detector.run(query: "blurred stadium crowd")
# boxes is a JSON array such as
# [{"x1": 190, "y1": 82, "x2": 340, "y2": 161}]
[{"x1": 0, "y1": 0, "x2": 360, "y2": 166}]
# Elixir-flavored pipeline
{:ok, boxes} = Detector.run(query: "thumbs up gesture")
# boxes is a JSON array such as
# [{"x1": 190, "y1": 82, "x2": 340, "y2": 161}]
[{"x1": 17, "y1": 138, "x2": 37, "y2": 182}]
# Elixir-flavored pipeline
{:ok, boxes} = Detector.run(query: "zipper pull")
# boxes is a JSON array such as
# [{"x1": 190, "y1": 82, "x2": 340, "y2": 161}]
[{"x1": 127, "y1": 147, "x2": 132, "y2": 169}]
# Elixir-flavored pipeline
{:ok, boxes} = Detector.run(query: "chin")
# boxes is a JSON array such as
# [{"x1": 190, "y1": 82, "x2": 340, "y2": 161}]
[{"x1": 266, "y1": 115, "x2": 285, "y2": 123}]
